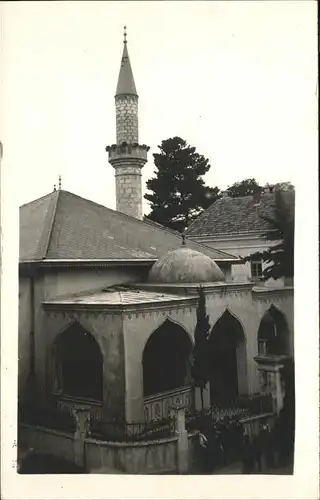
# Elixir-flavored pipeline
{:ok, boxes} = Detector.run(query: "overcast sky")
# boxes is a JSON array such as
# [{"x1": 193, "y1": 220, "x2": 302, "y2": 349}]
[{"x1": 1, "y1": 1, "x2": 318, "y2": 213}]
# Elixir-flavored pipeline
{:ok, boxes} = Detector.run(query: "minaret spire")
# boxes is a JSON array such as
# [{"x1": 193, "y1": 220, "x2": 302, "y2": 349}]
[
  {"x1": 115, "y1": 26, "x2": 137, "y2": 98},
  {"x1": 106, "y1": 29, "x2": 149, "y2": 220}
]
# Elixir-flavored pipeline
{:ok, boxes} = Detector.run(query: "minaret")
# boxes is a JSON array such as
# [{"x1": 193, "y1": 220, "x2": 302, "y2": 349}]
[{"x1": 106, "y1": 27, "x2": 149, "y2": 220}]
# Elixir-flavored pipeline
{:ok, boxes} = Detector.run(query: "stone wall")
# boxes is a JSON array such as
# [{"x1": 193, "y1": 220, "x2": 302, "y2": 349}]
[
  {"x1": 115, "y1": 95, "x2": 139, "y2": 144},
  {"x1": 20, "y1": 424, "x2": 75, "y2": 463},
  {"x1": 18, "y1": 277, "x2": 32, "y2": 393},
  {"x1": 20, "y1": 423, "x2": 199, "y2": 474}
]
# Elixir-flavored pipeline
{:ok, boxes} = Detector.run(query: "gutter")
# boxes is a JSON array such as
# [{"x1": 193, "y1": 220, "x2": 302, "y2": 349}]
[
  {"x1": 19, "y1": 259, "x2": 157, "y2": 271},
  {"x1": 19, "y1": 256, "x2": 242, "y2": 271}
]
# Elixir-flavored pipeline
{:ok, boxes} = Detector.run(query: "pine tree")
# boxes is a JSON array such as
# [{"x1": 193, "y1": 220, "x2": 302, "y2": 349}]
[
  {"x1": 192, "y1": 286, "x2": 211, "y2": 410},
  {"x1": 245, "y1": 189, "x2": 294, "y2": 280},
  {"x1": 144, "y1": 137, "x2": 220, "y2": 232}
]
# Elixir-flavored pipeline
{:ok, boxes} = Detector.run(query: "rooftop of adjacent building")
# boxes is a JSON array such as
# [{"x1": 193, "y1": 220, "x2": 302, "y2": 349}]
[{"x1": 186, "y1": 186, "x2": 295, "y2": 238}]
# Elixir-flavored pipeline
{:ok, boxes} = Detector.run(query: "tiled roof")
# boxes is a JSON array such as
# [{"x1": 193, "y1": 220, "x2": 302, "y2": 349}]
[
  {"x1": 19, "y1": 190, "x2": 237, "y2": 262},
  {"x1": 186, "y1": 193, "x2": 277, "y2": 237},
  {"x1": 43, "y1": 286, "x2": 191, "y2": 306}
]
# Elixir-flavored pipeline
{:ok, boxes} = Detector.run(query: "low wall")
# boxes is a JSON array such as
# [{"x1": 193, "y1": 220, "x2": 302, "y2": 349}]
[
  {"x1": 20, "y1": 424, "x2": 75, "y2": 463},
  {"x1": 240, "y1": 412, "x2": 275, "y2": 441},
  {"x1": 85, "y1": 436, "x2": 178, "y2": 474},
  {"x1": 19, "y1": 424, "x2": 199, "y2": 474}
]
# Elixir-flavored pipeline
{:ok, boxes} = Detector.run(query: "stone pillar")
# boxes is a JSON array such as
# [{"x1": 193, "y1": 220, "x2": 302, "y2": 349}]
[
  {"x1": 172, "y1": 404, "x2": 189, "y2": 474},
  {"x1": 194, "y1": 382, "x2": 211, "y2": 412},
  {"x1": 254, "y1": 355, "x2": 289, "y2": 414},
  {"x1": 72, "y1": 405, "x2": 91, "y2": 469}
]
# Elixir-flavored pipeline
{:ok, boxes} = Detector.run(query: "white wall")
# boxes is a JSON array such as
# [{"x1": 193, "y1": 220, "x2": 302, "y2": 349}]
[{"x1": 195, "y1": 235, "x2": 284, "y2": 285}]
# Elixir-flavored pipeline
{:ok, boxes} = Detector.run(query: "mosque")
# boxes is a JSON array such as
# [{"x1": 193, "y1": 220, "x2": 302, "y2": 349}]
[{"x1": 18, "y1": 30, "x2": 294, "y2": 424}]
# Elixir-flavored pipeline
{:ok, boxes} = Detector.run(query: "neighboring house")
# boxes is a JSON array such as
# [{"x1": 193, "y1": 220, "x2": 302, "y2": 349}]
[{"x1": 186, "y1": 188, "x2": 293, "y2": 286}]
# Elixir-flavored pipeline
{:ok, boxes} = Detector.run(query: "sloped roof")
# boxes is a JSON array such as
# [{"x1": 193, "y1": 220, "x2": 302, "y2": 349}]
[
  {"x1": 19, "y1": 190, "x2": 237, "y2": 262},
  {"x1": 186, "y1": 193, "x2": 277, "y2": 238},
  {"x1": 43, "y1": 286, "x2": 192, "y2": 307}
]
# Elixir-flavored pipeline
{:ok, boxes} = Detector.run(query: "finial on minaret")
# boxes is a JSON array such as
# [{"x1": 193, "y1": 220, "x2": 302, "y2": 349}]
[
  {"x1": 58, "y1": 175, "x2": 62, "y2": 190},
  {"x1": 181, "y1": 232, "x2": 186, "y2": 246},
  {"x1": 124, "y1": 26, "x2": 127, "y2": 44}
]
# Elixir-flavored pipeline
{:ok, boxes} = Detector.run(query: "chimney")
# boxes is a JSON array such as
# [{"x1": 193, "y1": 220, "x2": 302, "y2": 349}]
[{"x1": 253, "y1": 190, "x2": 262, "y2": 205}]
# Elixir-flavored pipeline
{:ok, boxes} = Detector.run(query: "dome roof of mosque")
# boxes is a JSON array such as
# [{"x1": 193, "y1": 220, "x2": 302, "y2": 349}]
[{"x1": 148, "y1": 247, "x2": 225, "y2": 284}]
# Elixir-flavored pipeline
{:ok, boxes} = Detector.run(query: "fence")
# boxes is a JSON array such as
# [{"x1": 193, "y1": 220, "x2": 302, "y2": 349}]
[{"x1": 186, "y1": 393, "x2": 273, "y2": 430}]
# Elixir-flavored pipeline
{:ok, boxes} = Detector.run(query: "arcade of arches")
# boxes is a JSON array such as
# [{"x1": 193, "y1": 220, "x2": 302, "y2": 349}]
[
  {"x1": 52, "y1": 322, "x2": 103, "y2": 402},
  {"x1": 142, "y1": 319, "x2": 193, "y2": 397},
  {"x1": 46, "y1": 303, "x2": 292, "y2": 421},
  {"x1": 208, "y1": 310, "x2": 247, "y2": 404}
]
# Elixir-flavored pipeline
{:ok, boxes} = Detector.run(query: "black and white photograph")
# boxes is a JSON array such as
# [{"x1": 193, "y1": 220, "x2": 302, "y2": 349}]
[{"x1": 0, "y1": 1, "x2": 318, "y2": 498}]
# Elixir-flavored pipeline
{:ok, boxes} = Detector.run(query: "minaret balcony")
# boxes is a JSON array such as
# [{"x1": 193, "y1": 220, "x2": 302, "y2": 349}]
[{"x1": 106, "y1": 143, "x2": 149, "y2": 164}]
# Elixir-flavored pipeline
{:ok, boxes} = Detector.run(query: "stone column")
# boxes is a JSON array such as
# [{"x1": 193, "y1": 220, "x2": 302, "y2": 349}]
[
  {"x1": 194, "y1": 382, "x2": 211, "y2": 412},
  {"x1": 172, "y1": 404, "x2": 189, "y2": 474},
  {"x1": 254, "y1": 355, "x2": 289, "y2": 414},
  {"x1": 72, "y1": 405, "x2": 91, "y2": 469}
]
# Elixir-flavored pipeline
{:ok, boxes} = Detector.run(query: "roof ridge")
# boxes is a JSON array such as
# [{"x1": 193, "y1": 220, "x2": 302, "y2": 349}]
[
  {"x1": 29, "y1": 190, "x2": 60, "y2": 259},
  {"x1": 42, "y1": 190, "x2": 61, "y2": 259}
]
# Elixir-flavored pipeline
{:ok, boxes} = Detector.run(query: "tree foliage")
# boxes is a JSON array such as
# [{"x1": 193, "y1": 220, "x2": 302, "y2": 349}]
[
  {"x1": 144, "y1": 137, "x2": 220, "y2": 232},
  {"x1": 191, "y1": 286, "x2": 211, "y2": 409},
  {"x1": 226, "y1": 178, "x2": 263, "y2": 198},
  {"x1": 245, "y1": 189, "x2": 295, "y2": 280}
]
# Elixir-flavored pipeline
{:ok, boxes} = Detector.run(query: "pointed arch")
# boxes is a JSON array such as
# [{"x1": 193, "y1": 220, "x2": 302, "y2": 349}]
[
  {"x1": 210, "y1": 309, "x2": 246, "y2": 346},
  {"x1": 258, "y1": 305, "x2": 289, "y2": 355},
  {"x1": 142, "y1": 318, "x2": 193, "y2": 397},
  {"x1": 208, "y1": 309, "x2": 248, "y2": 403},
  {"x1": 52, "y1": 321, "x2": 103, "y2": 401}
]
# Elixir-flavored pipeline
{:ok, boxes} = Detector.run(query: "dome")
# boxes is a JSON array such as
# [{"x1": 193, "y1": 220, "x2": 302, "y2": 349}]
[{"x1": 148, "y1": 247, "x2": 225, "y2": 284}]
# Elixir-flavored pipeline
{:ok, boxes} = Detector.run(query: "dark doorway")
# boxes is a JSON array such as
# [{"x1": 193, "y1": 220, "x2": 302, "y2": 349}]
[
  {"x1": 54, "y1": 322, "x2": 103, "y2": 401},
  {"x1": 143, "y1": 319, "x2": 193, "y2": 397},
  {"x1": 208, "y1": 310, "x2": 246, "y2": 404},
  {"x1": 258, "y1": 305, "x2": 288, "y2": 355}
]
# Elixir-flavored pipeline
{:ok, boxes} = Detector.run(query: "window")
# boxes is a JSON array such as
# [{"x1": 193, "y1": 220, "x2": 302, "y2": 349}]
[{"x1": 251, "y1": 260, "x2": 263, "y2": 280}]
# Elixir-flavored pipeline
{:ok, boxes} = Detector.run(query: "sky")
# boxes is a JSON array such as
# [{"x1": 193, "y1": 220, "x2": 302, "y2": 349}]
[{"x1": 1, "y1": 1, "x2": 318, "y2": 214}]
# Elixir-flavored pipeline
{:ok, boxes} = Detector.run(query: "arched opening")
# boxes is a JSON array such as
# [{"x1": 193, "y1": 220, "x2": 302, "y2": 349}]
[
  {"x1": 142, "y1": 319, "x2": 193, "y2": 397},
  {"x1": 53, "y1": 322, "x2": 103, "y2": 401},
  {"x1": 208, "y1": 310, "x2": 247, "y2": 404},
  {"x1": 258, "y1": 305, "x2": 288, "y2": 356}
]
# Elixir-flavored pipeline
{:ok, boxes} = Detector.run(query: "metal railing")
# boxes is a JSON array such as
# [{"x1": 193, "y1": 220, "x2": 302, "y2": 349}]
[
  {"x1": 89, "y1": 416, "x2": 176, "y2": 442},
  {"x1": 185, "y1": 393, "x2": 273, "y2": 431}
]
